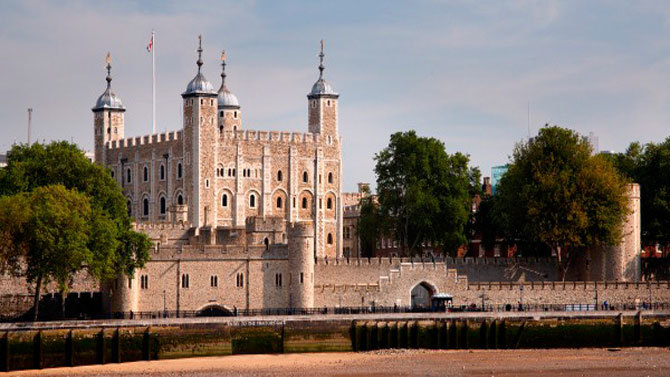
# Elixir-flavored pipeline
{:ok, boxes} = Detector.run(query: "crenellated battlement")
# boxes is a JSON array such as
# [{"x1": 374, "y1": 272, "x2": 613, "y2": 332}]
[
  {"x1": 106, "y1": 130, "x2": 182, "y2": 150},
  {"x1": 220, "y1": 128, "x2": 320, "y2": 144},
  {"x1": 467, "y1": 280, "x2": 670, "y2": 291},
  {"x1": 133, "y1": 222, "x2": 189, "y2": 231},
  {"x1": 314, "y1": 283, "x2": 381, "y2": 293},
  {"x1": 312, "y1": 256, "x2": 557, "y2": 267}
]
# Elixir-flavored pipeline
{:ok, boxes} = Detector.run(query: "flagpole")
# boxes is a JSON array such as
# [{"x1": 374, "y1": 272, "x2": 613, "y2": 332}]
[{"x1": 151, "y1": 30, "x2": 156, "y2": 134}]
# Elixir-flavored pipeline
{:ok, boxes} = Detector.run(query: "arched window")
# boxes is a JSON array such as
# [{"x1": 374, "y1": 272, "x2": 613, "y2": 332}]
[
  {"x1": 276, "y1": 197, "x2": 282, "y2": 208},
  {"x1": 127, "y1": 168, "x2": 132, "y2": 183},
  {"x1": 143, "y1": 197, "x2": 149, "y2": 217},
  {"x1": 159, "y1": 196, "x2": 166, "y2": 215},
  {"x1": 219, "y1": 125, "x2": 223, "y2": 134},
  {"x1": 327, "y1": 233, "x2": 333, "y2": 244},
  {"x1": 177, "y1": 162, "x2": 182, "y2": 179},
  {"x1": 249, "y1": 194, "x2": 256, "y2": 208},
  {"x1": 126, "y1": 200, "x2": 132, "y2": 216},
  {"x1": 302, "y1": 171, "x2": 308, "y2": 183},
  {"x1": 143, "y1": 166, "x2": 149, "y2": 182},
  {"x1": 327, "y1": 197, "x2": 333, "y2": 209},
  {"x1": 220, "y1": 111, "x2": 224, "y2": 117},
  {"x1": 177, "y1": 194, "x2": 184, "y2": 205},
  {"x1": 222, "y1": 193, "x2": 228, "y2": 207},
  {"x1": 302, "y1": 197, "x2": 308, "y2": 209},
  {"x1": 328, "y1": 172, "x2": 333, "y2": 184},
  {"x1": 160, "y1": 165, "x2": 165, "y2": 180},
  {"x1": 264, "y1": 237, "x2": 269, "y2": 250},
  {"x1": 277, "y1": 170, "x2": 283, "y2": 181},
  {"x1": 111, "y1": 170, "x2": 115, "y2": 178}
]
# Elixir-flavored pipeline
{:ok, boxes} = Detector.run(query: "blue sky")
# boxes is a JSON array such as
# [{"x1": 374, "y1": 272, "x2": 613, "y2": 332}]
[{"x1": 1, "y1": 0, "x2": 670, "y2": 191}]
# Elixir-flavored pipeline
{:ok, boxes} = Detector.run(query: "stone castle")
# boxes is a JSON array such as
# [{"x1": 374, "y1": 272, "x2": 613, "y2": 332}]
[{"x1": 82, "y1": 37, "x2": 655, "y2": 315}]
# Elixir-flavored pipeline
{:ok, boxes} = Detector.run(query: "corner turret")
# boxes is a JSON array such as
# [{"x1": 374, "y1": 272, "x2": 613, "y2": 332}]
[
  {"x1": 307, "y1": 40, "x2": 339, "y2": 140},
  {"x1": 217, "y1": 50, "x2": 242, "y2": 133},
  {"x1": 92, "y1": 52, "x2": 125, "y2": 164}
]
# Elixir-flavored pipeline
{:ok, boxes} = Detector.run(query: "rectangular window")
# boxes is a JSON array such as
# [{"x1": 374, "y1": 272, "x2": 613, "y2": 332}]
[
  {"x1": 140, "y1": 275, "x2": 149, "y2": 289},
  {"x1": 211, "y1": 275, "x2": 218, "y2": 287},
  {"x1": 181, "y1": 274, "x2": 189, "y2": 288},
  {"x1": 300, "y1": 272, "x2": 304, "y2": 284}
]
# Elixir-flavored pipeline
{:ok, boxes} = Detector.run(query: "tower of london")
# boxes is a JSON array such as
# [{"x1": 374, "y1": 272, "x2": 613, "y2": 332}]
[{"x1": 88, "y1": 38, "x2": 645, "y2": 316}]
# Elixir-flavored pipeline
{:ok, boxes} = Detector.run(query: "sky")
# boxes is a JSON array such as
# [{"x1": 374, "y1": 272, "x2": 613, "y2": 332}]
[{"x1": 1, "y1": 0, "x2": 670, "y2": 192}]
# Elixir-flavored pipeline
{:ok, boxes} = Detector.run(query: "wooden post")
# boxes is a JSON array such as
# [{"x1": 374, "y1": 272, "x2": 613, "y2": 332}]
[
  {"x1": 97, "y1": 329, "x2": 105, "y2": 364},
  {"x1": 65, "y1": 330, "x2": 74, "y2": 367},
  {"x1": 113, "y1": 328, "x2": 120, "y2": 363},
  {"x1": 634, "y1": 311, "x2": 642, "y2": 345},
  {"x1": 0, "y1": 332, "x2": 9, "y2": 372},
  {"x1": 143, "y1": 327, "x2": 151, "y2": 361},
  {"x1": 33, "y1": 331, "x2": 42, "y2": 370}
]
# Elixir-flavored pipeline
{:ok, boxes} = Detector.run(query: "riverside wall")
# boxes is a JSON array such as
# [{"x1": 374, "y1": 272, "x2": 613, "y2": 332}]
[{"x1": 0, "y1": 312, "x2": 668, "y2": 372}]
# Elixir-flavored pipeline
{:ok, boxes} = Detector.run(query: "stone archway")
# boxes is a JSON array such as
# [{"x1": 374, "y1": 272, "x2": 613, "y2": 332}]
[
  {"x1": 410, "y1": 282, "x2": 436, "y2": 309},
  {"x1": 196, "y1": 304, "x2": 233, "y2": 317}
]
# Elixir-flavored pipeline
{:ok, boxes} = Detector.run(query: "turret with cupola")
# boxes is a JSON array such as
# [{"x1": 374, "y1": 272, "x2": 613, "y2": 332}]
[
  {"x1": 92, "y1": 53, "x2": 125, "y2": 164},
  {"x1": 307, "y1": 40, "x2": 339, "y2": 143},
  {"x1": 217, "y1": 50, "x2": 241, "y2": 133}
]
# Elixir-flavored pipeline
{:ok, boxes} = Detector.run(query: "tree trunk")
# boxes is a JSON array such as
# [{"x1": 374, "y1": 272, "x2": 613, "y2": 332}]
[
  {"x1": 59, "y1": 289, "x2": 66, "y2": 319},
  {"x1": 32, "y1": 275, "x2": 42, "y2": 322}
]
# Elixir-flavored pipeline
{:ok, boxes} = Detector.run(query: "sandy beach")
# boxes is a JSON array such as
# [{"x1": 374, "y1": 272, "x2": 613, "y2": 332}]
[{"x1": 4, "y1": 348, "x2": 669, "y2": 377}]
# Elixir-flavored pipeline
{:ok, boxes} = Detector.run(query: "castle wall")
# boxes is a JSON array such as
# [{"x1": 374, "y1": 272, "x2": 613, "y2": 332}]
[
  {"x1": 313, "y1": 260, "x2": 670, "y2": 308},
  {"x1": 104, "y1": 131, "x2": 185, "y2": 224}
]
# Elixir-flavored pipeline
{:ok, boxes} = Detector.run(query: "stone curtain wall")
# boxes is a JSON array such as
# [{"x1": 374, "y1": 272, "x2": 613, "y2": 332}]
[{"x1": 313, "y1": 260, "x2": 670, "y2": 308}]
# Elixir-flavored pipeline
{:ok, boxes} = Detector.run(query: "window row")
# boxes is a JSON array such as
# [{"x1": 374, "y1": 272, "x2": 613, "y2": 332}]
[
  {"x1": 272, "y1": 170, "x2": 335, "y2": 185},
  {"x1": 119, "y1": 162, "x2": 183, "y2": 184},
  {"x1": 128, "y1": 193, "x2": 186, "y2": 218},
  {"x1": 215, "y1": 168, "x2": 261, "y2": 178}
]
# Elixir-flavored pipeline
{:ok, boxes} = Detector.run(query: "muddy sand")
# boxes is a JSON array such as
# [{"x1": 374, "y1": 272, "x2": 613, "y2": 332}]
[{"x1": 4, "y1": 348, "x2": 669, "y2": 377}]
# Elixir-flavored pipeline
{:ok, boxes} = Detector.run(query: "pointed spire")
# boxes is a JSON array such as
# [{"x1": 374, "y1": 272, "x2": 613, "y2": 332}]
[
  {"x1": 196, "y1": 35, "x2": 203, "y2": 73},
  {"x1": 105, "y1": 52, "x2": 112, "y2": 88},
  {"x1": 318, "y1": 39, "x2": 325, "y2": 79},
  {"x1": 220, "y1": 50, "x2": 227, "y2": 88}
]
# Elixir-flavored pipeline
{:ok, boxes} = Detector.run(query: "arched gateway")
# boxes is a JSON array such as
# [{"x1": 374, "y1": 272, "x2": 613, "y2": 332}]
[
  {"x1": 410, "y1": 282, "x2": 436, "y2": 309},
  {"x1": 196, "y1": 304, "x2": 233, "y2": 317}
]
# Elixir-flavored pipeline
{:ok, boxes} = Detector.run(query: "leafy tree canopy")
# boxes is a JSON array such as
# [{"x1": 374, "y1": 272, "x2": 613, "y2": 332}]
[
  {"x1": 493, "y1": 126, "x2": 628, "y2": 275},
  {"x1": 0, "y1": 186, "x2": 92, "y2": 319},
  {"x1": 608, "y1": 138, "x2": 670, "y2": 245},
  {"x1": 0, "y1": 141, "x2": 151, "y2": 280},
  {"x1": 373, "y1": 130, "x2": 474, "y2": 256}
]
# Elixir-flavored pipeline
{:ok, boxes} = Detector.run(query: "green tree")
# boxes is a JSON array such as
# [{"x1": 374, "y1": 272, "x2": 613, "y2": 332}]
[
  {"x1": 356, "y1": 186, "x2": 380, "y2": 258},
  {"x1": 609, "y1": 139, "x2": 670, "y2": 246},
  {"x1": 0, "y1": 142, "x2": 151, "y2": 318},
  {"x1": 374, "y1": 131, "x2": 473, "y2": 256},
  {"x1": 494, "y1": 126, "x2": 628, "y2": 279},
  {"x1": 0, "y1": 186, "x2": 92, "y2": 320}
]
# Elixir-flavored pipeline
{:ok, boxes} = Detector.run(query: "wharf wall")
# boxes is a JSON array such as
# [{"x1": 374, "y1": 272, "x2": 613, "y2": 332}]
[{"x1": 0, "y1": 313, "x2": 668, "y2": 372}]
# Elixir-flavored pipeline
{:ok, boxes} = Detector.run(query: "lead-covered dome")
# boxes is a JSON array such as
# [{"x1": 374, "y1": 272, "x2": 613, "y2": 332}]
[
  {"x1": 307, "y1": 40, "x2": 338, "y2": 99},
  {"x1": 217, "y1": 51, "x2": 240, "y2": 109},
  {"x1": 309, "y1": 78, "x2": 336, "y2": 97},
  {"x1": 93, "y1": 85, "x2": 124, "y2": 111},
  {"x1": 182, "y1": 35, "x2": 217, "y2": 97},
  {"x1": 184, "y1": 72, "x2": 216, "y2": 96},
  {"x1": 92, "y1": 55, "x2": 125, "y2": 112},
  {"x1": 218, "y1": 87, "x2": 239, "y2": 108}
]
